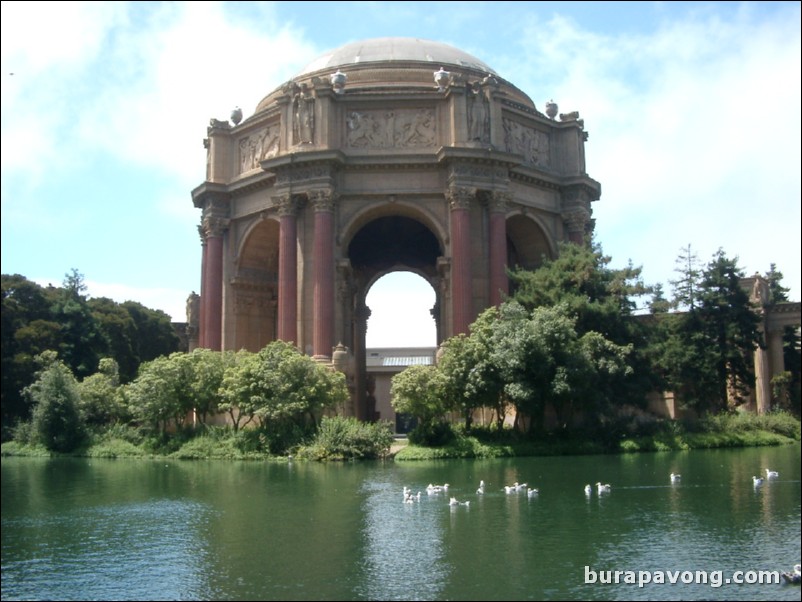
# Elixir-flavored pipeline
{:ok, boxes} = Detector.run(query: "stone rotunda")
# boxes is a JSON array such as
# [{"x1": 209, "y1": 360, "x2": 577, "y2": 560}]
[{"x1": 190, "y1": 37, "x2": 601, "y2": 419}]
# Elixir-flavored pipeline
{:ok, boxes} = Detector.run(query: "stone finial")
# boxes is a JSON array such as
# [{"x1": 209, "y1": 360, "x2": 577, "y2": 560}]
[
  {"x1": 331, "y1": 70, "x2": 347, "y2": 94},
  {"x1": 230, "y1": 106, "x2": 243, "y2": 125},
  {"x1": 434, "y1": 67, "x2": 450, "y2": 92},
  {"x1": 545, "y1": 99, "x2": 558, "y2": 120}
]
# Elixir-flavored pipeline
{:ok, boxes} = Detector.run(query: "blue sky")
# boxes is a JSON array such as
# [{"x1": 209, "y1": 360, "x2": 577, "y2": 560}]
[{"x1": 2, "y1": 1, "x2": 799, "y2": 348}]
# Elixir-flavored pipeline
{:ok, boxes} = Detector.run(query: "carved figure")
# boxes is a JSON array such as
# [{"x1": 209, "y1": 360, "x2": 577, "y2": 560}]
[
  {"x1": 467, "y1": 80, "x2": 489, "y2": 142},
  {"x1": 293, "y1": 84, "x2": 315, "y2": 144},
  {"x1": 186, "y1": 292, "x2": 200, "y2": 325}
]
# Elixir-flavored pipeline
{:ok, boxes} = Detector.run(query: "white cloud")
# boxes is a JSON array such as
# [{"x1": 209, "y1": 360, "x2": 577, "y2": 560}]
[{"x1": 508, "y1": 7, "x2": 801, "y2": 300}]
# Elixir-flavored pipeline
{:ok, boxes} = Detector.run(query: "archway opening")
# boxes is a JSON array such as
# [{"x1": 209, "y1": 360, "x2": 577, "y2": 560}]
[{"x1": 365, "y1": 271, "x2": 436, "y2": 348}]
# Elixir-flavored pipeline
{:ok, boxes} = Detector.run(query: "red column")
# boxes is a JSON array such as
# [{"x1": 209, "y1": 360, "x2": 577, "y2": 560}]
[
  {"x1": 203, "y1": 219, "x2": 225, "y2": 351},
  {"x1": 489, "y1": 191, "x2": 509, "y2": 307},
  {"x1": 198, "y1": 236, "x2": 208, "y2": 348},
  {"x1": 277, "y1": 196, "x2": 298, "y2": 344},
  {"x1": 311, "y1": 190, "x2": 335, "y2": 359},
  {"x1": 449, "y1": 187, "x2": 474, "y2": 336}
]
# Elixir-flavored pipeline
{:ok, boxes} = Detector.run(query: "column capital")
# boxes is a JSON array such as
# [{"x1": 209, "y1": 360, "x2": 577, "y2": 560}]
[
  {"x1": 309, "y1": 188, "x2": 338, "y2": 212},
  {"x1": 202, "y1": 216, "x2": 229, "y2": 238},
  {"x1": 274, "y1": 194, "x2": 301, "y2": 217},
  {"x1": 447, "y1": 186, "x2": 476, "y2": 210},
  {"x1": 488, "y1": 190, "x2": 512, "y2": 213}
]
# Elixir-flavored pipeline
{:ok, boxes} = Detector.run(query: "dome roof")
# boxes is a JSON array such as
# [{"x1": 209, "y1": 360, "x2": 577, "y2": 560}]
[{"x1": 296, "y1": 37, "x2": 498, "y2": 77}]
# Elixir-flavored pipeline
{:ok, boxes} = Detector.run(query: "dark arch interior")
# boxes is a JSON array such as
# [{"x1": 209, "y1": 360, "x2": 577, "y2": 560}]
[{"x1": 348, "y1": 216, "x2": 440, "y2": 271}]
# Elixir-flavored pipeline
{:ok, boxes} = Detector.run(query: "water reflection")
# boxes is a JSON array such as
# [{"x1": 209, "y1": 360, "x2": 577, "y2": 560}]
[{"x1": 358, "y1": 478, "x2": 449, "y2": 601}]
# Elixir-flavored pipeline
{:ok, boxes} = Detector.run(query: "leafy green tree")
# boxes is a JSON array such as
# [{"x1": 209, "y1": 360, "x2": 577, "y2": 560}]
[
  {"x1": 437, "y1": 307, "x2": 506, "y2": 430},
  {"x1": 2, "y1": 275, "x2": 60, "y2": 430},
  {"x1": 390, "y1": 364, "x2": 449, "y2": 429},
  {"x1": 508, "y1": 240, "x2": 654, "y2": 410},
  {"x1": 24, "y1": 351, "x2": 85, "y2": 452},
  {"x1": 77, "y1": 357, "x2": 128, "y2": 426},
  {"x1": 50, "y1": 269, "x2": 106, "y2": 380},
  {"x1": 220, "y1": 342, "x2": 348, "y2": 432},
  {"x1": 180, "y1": 348, "x2": 235, "y2": 425},
  {"x1": 87, "y1": 297, "x2": 139, "y2": 383},
  {"x1": 126, "y1": 353, "x2": 192, "y2": 434},
  {"x1": 120, "y1": 301, "x2": 180, "y2": 369}
]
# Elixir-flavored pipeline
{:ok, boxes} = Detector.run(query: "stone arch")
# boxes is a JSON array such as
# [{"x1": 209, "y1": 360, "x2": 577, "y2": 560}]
[
  {"x1": 230, "y1": 218, "x2": 279, "y2": 351},
  {"x1": 506, "y1": 213, "x2": 555, "y2": 271}
]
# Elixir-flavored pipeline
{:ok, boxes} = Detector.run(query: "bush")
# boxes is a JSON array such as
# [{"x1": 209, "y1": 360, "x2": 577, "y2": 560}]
[
  {"x1": 297, "y1": 416, "x2": 394, "y2": 461},
  {"x1": 408, "y1": 421, "x2": 456, "y2": 447}
]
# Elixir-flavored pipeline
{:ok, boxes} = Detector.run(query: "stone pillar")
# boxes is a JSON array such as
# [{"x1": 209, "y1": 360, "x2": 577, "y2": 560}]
[
  {"x1": 488, "y1": 191, "x2": 510, "y2": 306},
  {"x1": 198, "y1": 225, "x2": 207, "y2": 348},
  {"x1": 276, "y1": 195, "x2": 299, "y2": 344},
  {"x1": 767, "y1": 328, "x2": 785, "y2": 380},
  {"x1": 354, "y1": 300, "x2": 371, "y2": 420},
  {"x1": 754, "y1": 336, "x2": 772, "y2": 415},
  {"x1": 310, "y1": 189, "x2": 336, "y2": 360},
  {"x1": 202, "y1": 217, "x2": 227, "y2": 351},
  {"x1": 448, "y1": 186, "x2": 474, "y2": 335}
]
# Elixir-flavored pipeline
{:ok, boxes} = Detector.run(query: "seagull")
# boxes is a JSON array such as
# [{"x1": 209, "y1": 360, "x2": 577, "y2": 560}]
[
  {"x1": 753, "y1": 476, "x2": 764, "y2": 486},
  {"x1": 449, "y1": 497, "x2": 470, "y2": 507},
  {"x1": 584, "y1": 484, "x2": 592, "y2": 496},
  {"x1": 670, "y1": 473, "x2": 681, "y2": 483},
  {"x1": 527, "y1": 487, "x2": 539, "y2": 498},
  {"x1": 765, "y1": 469, "x2": 779, "y2": 479},
  {"x1": 476, "y1": 480, "x2": 485, "y2": 494},
  {"x1": 596, "y1": 482, "x2": 611, "y2": 494}
]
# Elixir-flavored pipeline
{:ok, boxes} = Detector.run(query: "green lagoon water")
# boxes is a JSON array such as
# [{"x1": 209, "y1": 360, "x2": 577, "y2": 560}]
[{"x1": 2, "y1": 444, "x2": 800, "y2": 600}]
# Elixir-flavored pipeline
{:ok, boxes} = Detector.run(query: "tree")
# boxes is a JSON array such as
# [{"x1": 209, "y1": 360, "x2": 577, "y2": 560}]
[
  {"x1": 437, "y1": 307, "x2": 506, "y2": 430},
  {"x1": 126, "y1": 353, "x2": 192, "y2": 434},
  {"x1": 390, "y1": 364, "x2": 448, "y2": 429},
  {"x1": 655, "y1": 249, "x2": 762, "y2": 413},
  {"x1": 77, "y1": 357, "x2": 127, "y2": 426},
  {"x1": 51, "y1": 269, "x2": 106, "y2": 380},
  {"x1": 764, "y1": 263, "x2": 790, "y2": 303},
  {"x1": 220, "y1": 341, "x2": 348, "y2": 432},
  {"x1": 24, "y1": 351, "x2": 85, "y2": 452},
  {"x1": 670, "y1": 244, "x2": 703, "y2": 311}
]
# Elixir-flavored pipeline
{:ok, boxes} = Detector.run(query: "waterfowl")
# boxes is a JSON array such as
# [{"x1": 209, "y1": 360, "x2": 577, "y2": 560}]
[
  {"x1": 781, "y1": 563, "x2": 801, "y2": 584},
  {"x1": 752, "y1": 475, "x2": 764, "y2": 486},
  {"x1": 596, "y1": 482, "x2": 611, "y2": 494},
  {"x1": 476, "y1": 480, "x2": 485, "y2": 495},
  {"x1": 766, "y1": 469, "x2": 779, "y2": 479},
  {"x1": 670, "y1": 473, "x2": 681, "y2": 483},
  {"x1": 584, "y1": 484, "x2": 592, "y2": 496},
  {"x1": 527, "y1": 487, "x2": 539, "y2": 498}
]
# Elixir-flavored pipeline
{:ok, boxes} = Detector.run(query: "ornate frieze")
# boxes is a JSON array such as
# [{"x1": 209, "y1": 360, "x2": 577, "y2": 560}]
[
  {"x1": 274, "y1": 164, "x2": 336, "y2": 186},
  {"x1": 239, "y1": 124, "x2": 280, "y2": 173},
  {"x1": 503, "y1": 118, "x2": 550, "y2": 168},
  {"x1": 346, "y1": 108, "x2": 436, "y2": 148}
]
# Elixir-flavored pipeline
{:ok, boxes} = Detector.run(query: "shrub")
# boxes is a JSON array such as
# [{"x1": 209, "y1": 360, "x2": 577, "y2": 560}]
[
  {"x1": 408, "y1": 421, "x2": 455, "y2": 447},
  {"x1": 298, "y1": 416, "x2": 394, "y2": 461}
]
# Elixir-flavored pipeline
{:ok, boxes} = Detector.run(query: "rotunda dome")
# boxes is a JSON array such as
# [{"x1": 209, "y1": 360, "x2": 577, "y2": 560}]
[
  {"x1": 296, "y1": 37, "x2": 498, "y2": 77},
  {"x1": 253, "y1": 37, "x2": 535, "y2": 114}
]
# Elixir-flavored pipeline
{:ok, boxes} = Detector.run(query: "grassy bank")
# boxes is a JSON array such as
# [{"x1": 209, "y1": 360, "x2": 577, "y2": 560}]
[
  {"x1": 394, "y1": 411, "x2": 801, "y2": 461},
  {"x1": 3, "y1": 412, "x2": 799, "y2": 462}
]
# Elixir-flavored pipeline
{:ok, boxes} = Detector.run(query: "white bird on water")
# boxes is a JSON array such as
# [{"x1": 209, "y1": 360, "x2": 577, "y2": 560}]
[
  {"x1": 670, "y1": 473, "x2": 681, "y2": 483},
  {"x1": 476, "y1": 480, "x2": 485, "y2": 495},
  {"x1": 753, "y1": 475, "x2": 764, "y2": 486},
  {"x1": 765, "y1": 469, "x2": 779, "y2": 479},
  {"x1": 596, "y1": 482, "x2": 611, "y2": 494},
  {"x1": 527, "y1": 487, "x2": 539, "y2": 498},
  {"x1": 449, "y1": 497, "x2": 470, "y2": 507},
  {"x1": 584, "y1": 484, "x2": 592, "y2": 496}
]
